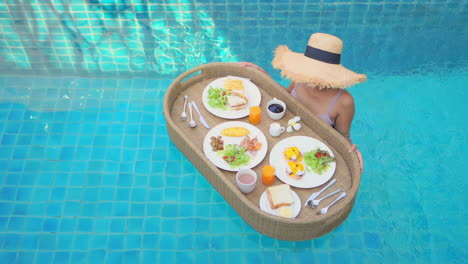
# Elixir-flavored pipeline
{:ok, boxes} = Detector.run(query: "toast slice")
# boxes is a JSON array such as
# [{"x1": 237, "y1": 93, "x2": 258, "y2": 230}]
[{"x1": 266, "y1": 184, "x2": 294, "y2": 209}]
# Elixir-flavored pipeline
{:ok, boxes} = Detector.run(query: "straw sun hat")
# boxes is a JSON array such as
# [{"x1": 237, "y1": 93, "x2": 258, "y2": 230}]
[{"x1": 272, "y1": 32, "x2": 367, "y2": 89}]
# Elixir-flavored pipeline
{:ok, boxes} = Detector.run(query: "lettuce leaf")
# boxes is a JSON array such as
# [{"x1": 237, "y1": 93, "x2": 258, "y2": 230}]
[
  {"x1": 207, "y1": 87, "x2": 229, "y2": 110},
  {"x1": 218, "y1": 144, "x2": 250, "y2": 168},
  {"x1": 304, "y1": 148, "x2": 335, "y2": 175}
]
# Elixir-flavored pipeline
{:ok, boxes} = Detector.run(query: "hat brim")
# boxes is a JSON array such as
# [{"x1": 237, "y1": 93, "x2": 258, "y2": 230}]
[{"x1": 272, "y1": 45, "x2": 367, "y2": 89}]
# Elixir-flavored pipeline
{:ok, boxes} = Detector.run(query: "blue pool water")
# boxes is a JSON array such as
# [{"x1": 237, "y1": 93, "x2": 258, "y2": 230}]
[{"x1": 0, "y1": 1, "x2": 467, "y2": 263}]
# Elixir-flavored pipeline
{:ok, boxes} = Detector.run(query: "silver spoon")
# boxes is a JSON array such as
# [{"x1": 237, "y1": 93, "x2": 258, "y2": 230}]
[
  {"x1": 311, "y1": 188, "x2": 342, "y2": 208},
  {"x1": 188, "y1": 102, "x2": 197, "y2": 128},
  {"x1": 181, "y1": 95, "x2": 188, "y2": 121},
  {"x1": 316, "y1": 192, "x2": 347, "y2": 215}
]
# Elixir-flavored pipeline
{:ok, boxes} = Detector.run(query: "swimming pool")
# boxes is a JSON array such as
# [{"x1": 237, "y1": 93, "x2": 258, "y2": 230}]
[{"x1": 0, "y1": 1, "x2": 466, "y2": 263}]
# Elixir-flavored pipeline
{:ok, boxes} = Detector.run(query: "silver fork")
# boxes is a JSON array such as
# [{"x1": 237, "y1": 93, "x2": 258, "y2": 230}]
[
  {"x1": 316, "y1": 192, "x2": 347, "y2": 215},
  {"x1": 304, "y1": 178, "x2": 336, "y2": 207},
  {"x1": 311, "y1": 188, "x2": 342, "y2": 208}
]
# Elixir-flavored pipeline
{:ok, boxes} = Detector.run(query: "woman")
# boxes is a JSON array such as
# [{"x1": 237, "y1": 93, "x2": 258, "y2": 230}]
[{"x1": 237, "y1": 33, "x2": 366, "y2": 172}]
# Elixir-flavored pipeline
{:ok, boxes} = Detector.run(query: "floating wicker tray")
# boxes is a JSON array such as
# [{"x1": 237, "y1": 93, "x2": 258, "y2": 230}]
[{"x1": 163, "y1": 62, "x2": 361, "y2": 241}]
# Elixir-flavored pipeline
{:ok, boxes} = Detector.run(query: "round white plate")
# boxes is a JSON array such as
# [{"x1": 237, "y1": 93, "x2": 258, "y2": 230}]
[
  {"x1": 269, "y1": 136, "x2": 336, "y2": 188},
  {"x1": 259, "y1": 189, "x2": 301, "y2": 218},
  {"x1": 202, "y1": 76, "x2": 261, "y2": 119},
  {"x1": 203, "y1": 121, "x2": 268, "y2": 171}
]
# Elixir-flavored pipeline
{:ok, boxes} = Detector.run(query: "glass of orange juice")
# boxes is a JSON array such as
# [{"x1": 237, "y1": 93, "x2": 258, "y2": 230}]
[
  {"x1": 262, "y1": 165, "x2": 275, "y2": 186},
  {"x1": 249, "y1": 106, "x2": 261, "y2": 125}
]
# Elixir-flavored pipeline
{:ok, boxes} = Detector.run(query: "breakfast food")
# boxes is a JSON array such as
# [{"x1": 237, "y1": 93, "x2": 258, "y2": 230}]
[
  {"x1": 207, "y1": 78, "x2": 249, "y2": 111},
  {"x1": 207, "y1": 87, "x2": 229, "y2": 110},
  {"x1": 239, "y1": 135, "x2": 262, "y2": 156},
  {"x1": 283, "y1": 146, "x2": 303, "y2": 162},
  {"x1": 266, "y1": 184, "x2": 294, "y2": 209},
  {"x1": 210, "y1": 136, "x2": 224, "y2": 151},
  {"x1": 214, "y1": 125, "x2": 264, "y2": 168},
  {"x1": 224, "y1": 78, "x2": 245, "y2": 92},
  {"x1": 304, "y1": 148, "x2": 335, "y2": 175},
  {"x1": 277, "y1": 206, "x2": 294, "y2": 218},
  {"x1": 283, "y1": 147, "x2": 305, "y2": 179},
  {"x1": 218, "y1": 144, "x2": 250, "y2": 168},
  {"x1": 286, "y1": 161, "x2": 305, "y2": 179},
  {"x1": 221, "y1": 127, "x2": 250, "y2": 137},
  {"x1": 226, "y1": 92, "x2": 248, "y2": 110},
  {"x1": 217, "y1": 135, "x2": 262, "y2": 168}
]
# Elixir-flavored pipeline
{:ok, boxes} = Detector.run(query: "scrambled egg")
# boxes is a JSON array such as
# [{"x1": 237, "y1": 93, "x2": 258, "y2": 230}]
[{"x1": 224, "y1": 78, "x2": 244, "y2": 91}]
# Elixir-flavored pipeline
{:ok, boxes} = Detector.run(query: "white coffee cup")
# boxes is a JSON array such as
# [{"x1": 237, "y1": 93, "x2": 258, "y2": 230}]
[
  {"x1": 269, "y1": 122, "x2": 285, "y2": 137},
  {"x1": 266, "y1": 98, "x2": 286, "y2": 120},
  {"x1": 236, "y1": 169, "x2": 257, "y2": 194}
]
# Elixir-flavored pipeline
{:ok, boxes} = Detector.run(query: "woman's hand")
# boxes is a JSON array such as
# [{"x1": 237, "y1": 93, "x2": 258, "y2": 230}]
[
  {"x1": 234, "y1": 62, "x2": 268, "y2": 75},
  {"x1": 348, "y1": 144, "x2": 364, "y2": 173}
]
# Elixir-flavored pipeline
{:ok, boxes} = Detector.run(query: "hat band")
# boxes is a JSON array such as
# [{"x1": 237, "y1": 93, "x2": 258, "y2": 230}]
[{"x1": 304, "y1": 45, "x2": 341, "y2": 64}]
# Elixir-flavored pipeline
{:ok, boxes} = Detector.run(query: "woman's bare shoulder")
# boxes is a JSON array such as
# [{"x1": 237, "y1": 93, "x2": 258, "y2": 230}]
[{"x1": 339, "y1": 90, "x2": 355, "y2": 107}]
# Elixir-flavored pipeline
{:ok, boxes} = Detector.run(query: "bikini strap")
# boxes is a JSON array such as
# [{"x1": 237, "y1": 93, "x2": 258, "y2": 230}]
[{"x1": 326, "y1": 90, "x2": 345, "y2": 114}]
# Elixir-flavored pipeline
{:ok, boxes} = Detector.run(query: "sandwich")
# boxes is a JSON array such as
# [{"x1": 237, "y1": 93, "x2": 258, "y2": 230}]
[
  {"x1": 266, "y1": 184, "x2": 294, "y2": 209},
  {"x1": 226, "y1": 92, "x2": 248, "y2": 110}
]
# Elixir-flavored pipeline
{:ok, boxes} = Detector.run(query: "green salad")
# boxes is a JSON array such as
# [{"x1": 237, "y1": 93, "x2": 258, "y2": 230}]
[
  {"x1": 207, "y1": 87, "x2": 230, "y2": 110},
  {"x1": 304, "y1": 148, "x2": 335, "y2": 175},
  {"x1": 218, "y1": 144, "x2": 250, "y2": 168}
]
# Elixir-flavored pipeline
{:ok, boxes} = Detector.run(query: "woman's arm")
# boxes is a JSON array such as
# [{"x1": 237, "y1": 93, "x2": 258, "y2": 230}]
[
  {"x1": 333, "y1": 91, "x2": 355, "y2": 140},
  {"x1": 334, "y1": 92, "x2": 364, "y2": 173}
]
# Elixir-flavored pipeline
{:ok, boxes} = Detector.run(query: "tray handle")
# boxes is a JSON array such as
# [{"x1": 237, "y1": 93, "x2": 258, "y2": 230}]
[{"x1": 174, "y1": 65, "x2": 205, "y2": 85}]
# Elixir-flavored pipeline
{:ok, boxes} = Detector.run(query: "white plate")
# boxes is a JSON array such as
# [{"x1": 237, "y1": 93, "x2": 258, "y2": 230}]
[
  {"x1": 202, "y1": 76, "x2": 261, "y2": 119},
  {"x1": 203, "y1": 121, "x2": 268, "y2": 171},
  {"x1": 259, "y1": 189, "x2": 301, "y2": 218},
  {"x1": 269, "y1": 136, "x2": 336, "y2": 188}
]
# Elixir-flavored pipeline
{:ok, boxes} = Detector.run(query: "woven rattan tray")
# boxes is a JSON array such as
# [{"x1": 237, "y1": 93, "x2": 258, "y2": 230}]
[{"x1": 163, "y1": 62, "x2": 361, "y2": 241}]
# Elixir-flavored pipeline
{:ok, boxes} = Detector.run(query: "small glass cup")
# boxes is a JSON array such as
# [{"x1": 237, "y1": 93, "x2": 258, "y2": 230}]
[
  {"x1": 236, "y1": 168, "x2": 257, "y2": 194},
  {"x1": 262, "y1": 165, "x2": 276, "y2": 186},
  {"x1": 249, "y1": 106, "x2": 261, "y2": 125}
]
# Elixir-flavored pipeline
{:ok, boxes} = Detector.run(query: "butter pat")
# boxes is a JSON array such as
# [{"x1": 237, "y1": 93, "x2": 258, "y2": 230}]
[{"x1": 277, "y1": 206, "x2": 294, "y2": 218}]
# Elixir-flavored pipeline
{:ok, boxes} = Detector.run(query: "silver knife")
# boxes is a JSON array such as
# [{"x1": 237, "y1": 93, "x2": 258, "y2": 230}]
[{"x1": 191, "y1": 101, "x2": 210, "y2": 128}]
